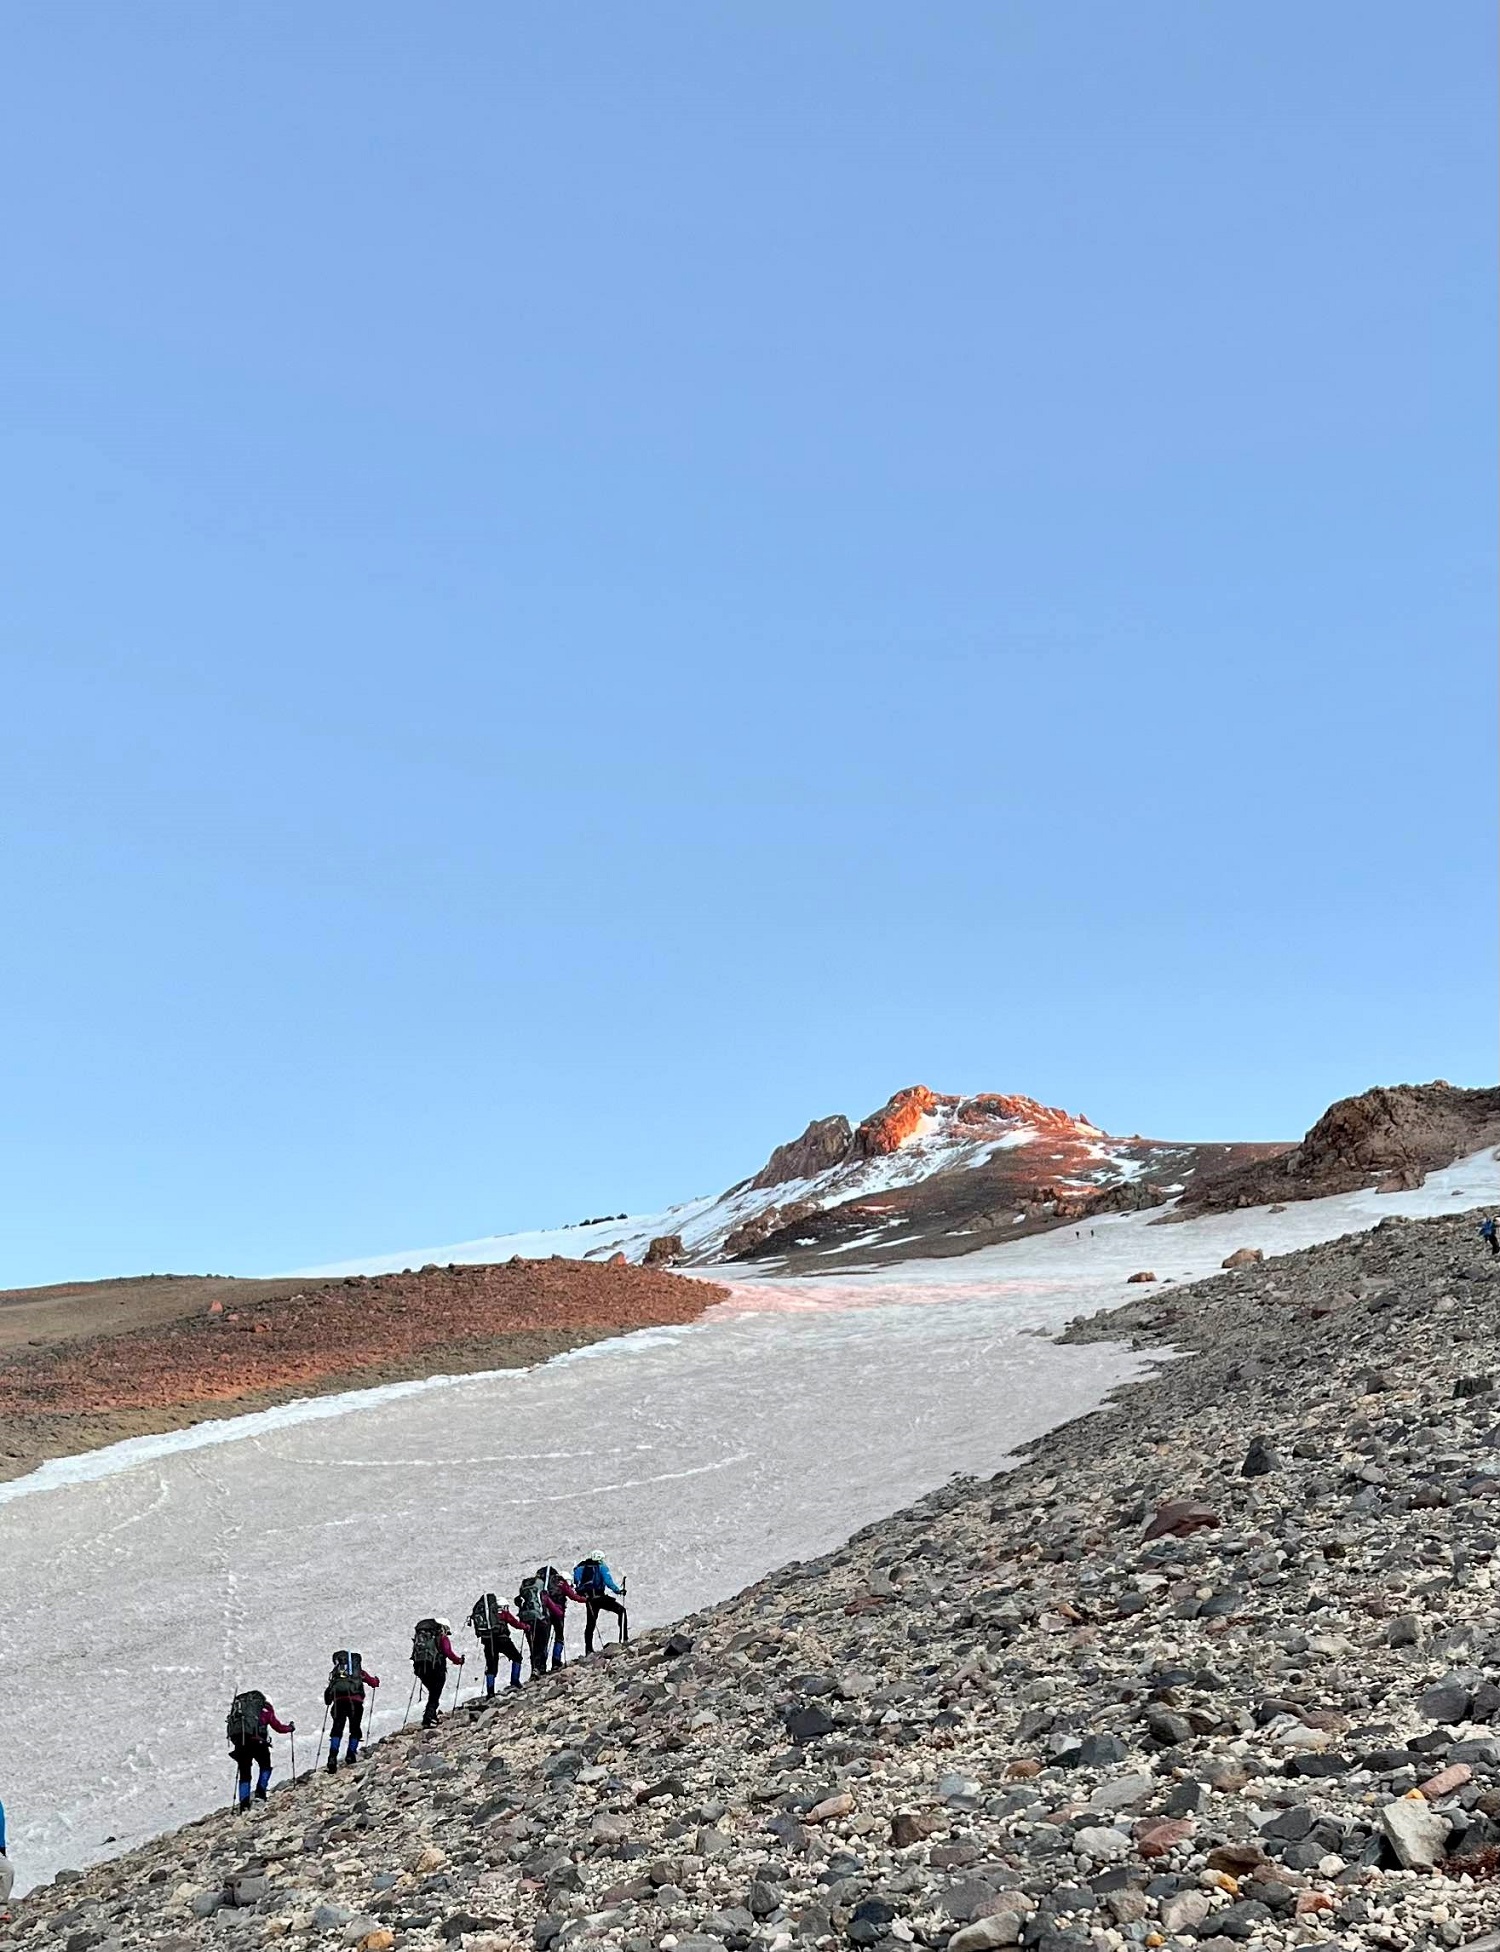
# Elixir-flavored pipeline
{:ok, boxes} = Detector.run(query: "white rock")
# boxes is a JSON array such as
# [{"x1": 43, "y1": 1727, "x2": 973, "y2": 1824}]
[
  {"x1": 1380, "y1": 1797, "x2": 1451, "y2": 1870},
  {"x1": 1268, "y1": 1719, "x2": 1330, "y2": 1752},
  {"x1": 1306, "y1": 1631, "x2": 1353, "y2": 1657},
  {"x1": 1072, "y1": 1825, "x2": 1131, "y2": 1862}
]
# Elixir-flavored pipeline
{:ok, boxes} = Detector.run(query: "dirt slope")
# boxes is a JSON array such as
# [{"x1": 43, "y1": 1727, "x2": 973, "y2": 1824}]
[{"x1": 0, "y1": 1273, "x2": 336, "y2": 1355}]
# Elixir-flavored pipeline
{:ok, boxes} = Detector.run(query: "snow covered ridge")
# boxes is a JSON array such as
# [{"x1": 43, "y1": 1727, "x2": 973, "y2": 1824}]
[{"x1": 298, "y1": 1083, "x2": 1207, "y2": 1280}]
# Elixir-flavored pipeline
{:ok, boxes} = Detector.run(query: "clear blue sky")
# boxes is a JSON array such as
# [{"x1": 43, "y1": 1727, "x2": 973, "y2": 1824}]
[{"x1": 1, "y1": 5, "x2": 1494, "y2": 1285}]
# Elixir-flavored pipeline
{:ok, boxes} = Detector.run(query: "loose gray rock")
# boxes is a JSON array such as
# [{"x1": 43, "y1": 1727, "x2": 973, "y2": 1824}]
[
  {"x1": 1418, "y1": 1682, "x2": 1473, "y2": 1724},
  {"x1": 1380, "y1": 1797, "x2": 1450, "y2": 1869},
  {"x1": 1071, "y1": 1825, "x2": 1129, "y2": 1862},
  {"x1": 946, "y1": 1917, "x2": 1023, "y2": 1952},
  {"x1": 1160, "y1": 1891, "x2": 1212, "y2": 1934}
]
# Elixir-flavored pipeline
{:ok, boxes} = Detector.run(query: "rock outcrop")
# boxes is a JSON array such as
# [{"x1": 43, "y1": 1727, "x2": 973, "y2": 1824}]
[
  {"x1": 748, "y1": 1117, "x2": 855, "y2": 1191},
  {"x1": 722, "y1": 1202, "x2": 821, "y2": 1261},
  {"x1": 851, "y1": 1087, "x2": 941, "y2": 1159},
  {"x1": 1185, "y1": 1081, "x2": 1500, "y2": 1211}
]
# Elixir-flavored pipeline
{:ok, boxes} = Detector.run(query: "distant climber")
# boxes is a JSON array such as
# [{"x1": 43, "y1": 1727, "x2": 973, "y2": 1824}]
[
  {"x1": 410, "y1": 1617, "x2": 463, "y2": 1727},
  {"x1": 469, "y1": 1592, "x2": 527, "y2": 1694},
  {"x1": 514, "y1": 1575, "x2": 553, "y2": 1677},
  {"x1": 226, "y1": 1689, "x2": 295, "y2": 1809},
  {"x1": 323, "y1": 1650, "x2": 379, "y2": 1772},
  {"x1": 539, "y1": 1564, "x2": 586, "y2": 1669},
  {"x1": 1481, "y1": 1216, "x2": 1498, "y2": 1257},
  {"x1": 573, "y1": 1550, "x2": 629, "y2": 1652}
]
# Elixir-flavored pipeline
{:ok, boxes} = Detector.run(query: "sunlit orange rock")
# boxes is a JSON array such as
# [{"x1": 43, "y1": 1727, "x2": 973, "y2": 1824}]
[{"x1": 852, "y1": 1086, "x2": 941, "y2": 1158}]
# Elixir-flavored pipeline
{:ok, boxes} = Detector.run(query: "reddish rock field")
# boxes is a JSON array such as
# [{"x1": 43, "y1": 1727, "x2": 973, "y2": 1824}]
[{"x1": 0, "y1": 1259, "x2": 722, "y2": 1480}]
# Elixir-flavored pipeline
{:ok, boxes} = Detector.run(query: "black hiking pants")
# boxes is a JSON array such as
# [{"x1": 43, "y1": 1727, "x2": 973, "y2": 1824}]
[
  {"x1": 481, "y1": 1631, "x2": 524, "y2": 1682},
  {"x1": 231, "y1": 1737, "x2": 272, "y2": 1794},
  {"x1": 526, "y1": 1621, "x2": 551, "y2": 1675},
  {"x1": 330, "y1": 1698, "x2": 365, "y2": 1744},
  {"x1": 1488, "y1": 1232, "x2": 1499, "y2": 1256},
  {"x1": 584, "y1": 1594, "x2": 628, "y2": 1652},
  {"x1": 417, "y1": 1666, "x2": 446, "y2": 1726}
]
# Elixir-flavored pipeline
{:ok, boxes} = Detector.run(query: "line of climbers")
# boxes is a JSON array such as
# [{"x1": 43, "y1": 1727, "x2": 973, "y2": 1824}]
[{"x1": 224, "y1": 1555, "x2": 626, "y2": 1807}]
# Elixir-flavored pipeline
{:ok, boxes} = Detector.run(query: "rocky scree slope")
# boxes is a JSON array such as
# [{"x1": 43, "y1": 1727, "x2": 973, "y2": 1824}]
[{"x1": 14, "y1": 1212, "x2": 1500, "y2": 1952}]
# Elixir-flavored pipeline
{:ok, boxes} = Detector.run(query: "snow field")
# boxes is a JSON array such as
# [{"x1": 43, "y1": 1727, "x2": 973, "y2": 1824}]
[{"x1": 0, "y1": 1294, "x2": 1148, "y2": 1893}]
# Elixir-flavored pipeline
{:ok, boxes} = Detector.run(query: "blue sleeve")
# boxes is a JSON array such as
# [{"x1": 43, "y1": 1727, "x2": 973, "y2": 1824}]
[
  {"x1": 602, "y1": 1565, "x2": 622, "y2": 1594},
  {"x1": 1, "y1": 1795, "x2": 7, "y2": 1854}
]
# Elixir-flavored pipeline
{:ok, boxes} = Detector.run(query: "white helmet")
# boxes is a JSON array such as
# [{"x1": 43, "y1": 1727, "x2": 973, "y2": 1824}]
[{"x1": 435, "y1": 1617, "x2": 452, "y2": 1633}]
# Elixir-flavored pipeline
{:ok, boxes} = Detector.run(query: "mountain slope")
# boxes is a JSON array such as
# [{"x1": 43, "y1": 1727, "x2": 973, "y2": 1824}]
[{"x1": 13, "y1": 1206, "x2": 1500, "y2": 1948}]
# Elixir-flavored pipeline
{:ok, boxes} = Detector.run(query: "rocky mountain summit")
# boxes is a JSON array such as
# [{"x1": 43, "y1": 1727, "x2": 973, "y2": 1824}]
[
  {"x1": 706, "y1": 1090, "x2": 1282, "y2": 1271},
  {"x1": 12, "y1": 1205, "x2": 1500, "y2": 1952}
]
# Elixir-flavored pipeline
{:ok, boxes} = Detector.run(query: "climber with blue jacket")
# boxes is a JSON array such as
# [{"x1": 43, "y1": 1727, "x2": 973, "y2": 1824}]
[{"x1": 573, "y1": 1551, "x2": 628, "y2": 1653}]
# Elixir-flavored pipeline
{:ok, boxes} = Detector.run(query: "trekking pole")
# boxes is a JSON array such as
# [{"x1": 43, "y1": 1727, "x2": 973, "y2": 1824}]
[
  {"x1": 290, "y1": 1727, "x2": 298, "y2": 1784},
  {"x1": 403, "y1": 1676, "x2": 418, "y2": 1729}
]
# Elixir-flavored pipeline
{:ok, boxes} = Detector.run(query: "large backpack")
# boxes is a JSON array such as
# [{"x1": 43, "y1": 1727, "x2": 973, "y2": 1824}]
[
  {"x1": 411, "y1": 1617, "x2": 443, "y2": 1674},
  {"x1": 543, "y1": 1564, "x2": 568, "y2": 1602},
  {"x1": 226, "y1": 1689, "x2": 267, "y2": 1746},
  {"x1": 470, "y1": 1593, "x2": 503, "y2": 1639},
  {"x1": 515, "y1": 1578, "x2": 545, "y2": 1628},
  {"x1": 329, "y1": 1650, "x2": 364, "y2": 1698},
  {"x1": 576, "y1": 1558, "x2": 605, "y2": 1597}
]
